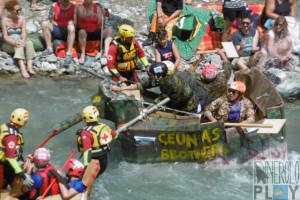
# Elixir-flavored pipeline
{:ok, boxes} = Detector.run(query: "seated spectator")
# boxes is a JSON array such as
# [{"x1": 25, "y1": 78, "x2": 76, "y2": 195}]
[
  {"x1": 29, "y1": 0, "x2": 46, "y2": 11},
  {"x1": 40, "y1": 0, "x2": 76, "y2": 66},
  {"x1": 256, "y1": 16, "x2": 292, "y2": 70},
  {"x1": 231, "y1": 12, "x2": 260, "y2": 74},
  {"x1": 29, "y1": 148, "x2": 60, "y2": 199},
  {"x1": 142, "y1": 0, "x2": 183, "y2": 46},
  {"x1": 189, "y1": 48, "x2": 232, "y2": 100},
  {"x1": 1, "y1": 0, "x2": 37, "y2": 78},
  {"x1": 155, "y1": 28, "x2": 183, "y2": 72},
  {"x1": 107, "y1": 24, "x2": 149, "y2": 83},
  {"x1": 204, "y1": 81, "x2": 255, "y2": 146},
  {"x1": 77, "y1": 0, "x2": 113, "y2": 64},
  {"x1": 222, "y1": 0, "x2": 245, "y2": 42},
  {"x1": 260, "y1": 0, "x2": 295, "y2": 29}
]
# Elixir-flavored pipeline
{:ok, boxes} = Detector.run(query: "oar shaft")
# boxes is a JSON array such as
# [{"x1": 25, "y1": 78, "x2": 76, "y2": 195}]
[
  {"x1": 116, "y1": 98, "x2": 170, "y2": 134},
  {"x1": 224, "y1": 123, "x2": 273, "y2": 128}
]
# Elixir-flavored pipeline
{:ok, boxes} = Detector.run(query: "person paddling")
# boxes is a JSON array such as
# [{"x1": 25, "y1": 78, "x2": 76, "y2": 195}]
[
  {"x1": 50, "y1": 159, "x2": 86, "y2": 200},
  {"x1": 204, "y1": 81, "x2": 255, "y2": 146},
  {"x1": 29, "y1": 147, "x2": 60, "y2": 199}
]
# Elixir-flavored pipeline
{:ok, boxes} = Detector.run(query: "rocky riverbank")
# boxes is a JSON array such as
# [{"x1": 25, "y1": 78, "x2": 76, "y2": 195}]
[{"x1": 0, "y1": 0, "x2": 300, "y2": 100}]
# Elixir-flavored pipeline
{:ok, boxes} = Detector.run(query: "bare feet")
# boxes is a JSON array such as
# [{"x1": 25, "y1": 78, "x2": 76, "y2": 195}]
[
  {"x1": 29, "y1": 71, "x2": 36, "y2": 75},
  {"x1": 78, "y1": 55, "x2": 85, "y2": 65},
  {"x1": 21, "y1": 71, "x2": 30, "y2": 78},
  {"x1": 29, "y1": 4, "x2": 47, "y2": 11}
]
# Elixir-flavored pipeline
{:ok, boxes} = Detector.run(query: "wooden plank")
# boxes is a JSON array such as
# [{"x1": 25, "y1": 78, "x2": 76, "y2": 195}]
[
  {"x1": 82, "y1": 159, "x2": 100, "y2": 197},
  {"x1": 257, "y1": 119, "x2": 286, "y2": 134},
  {"x1": 221, "y1": 42, "x2": 239, "y2": 58},
  {"x1": 224, "y1": 123, "x2": 273, "y2": 128}
]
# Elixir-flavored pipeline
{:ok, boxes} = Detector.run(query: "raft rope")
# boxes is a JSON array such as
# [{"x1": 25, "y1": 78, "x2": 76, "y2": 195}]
[{"x1": 114, "y1": 92, "x2": 202, "y2": 117}]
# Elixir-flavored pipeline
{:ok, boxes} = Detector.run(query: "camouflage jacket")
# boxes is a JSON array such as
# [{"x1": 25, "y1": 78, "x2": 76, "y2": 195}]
[
  {"x1": 176, "y1": 71, "x2": 212, "y2": 108},
  {"x1": 196, "y1": 61, "x2": 232, "y2": 100},
  {"x1": 204, "y1": 95, "x2": 255, "y2": 123},
  {"x1": 155, "y1": 74, "x2": 199, "y2": 112}
]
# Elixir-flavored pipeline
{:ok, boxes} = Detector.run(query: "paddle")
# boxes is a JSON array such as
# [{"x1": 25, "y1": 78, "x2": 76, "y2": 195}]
[
  {"x1": 224, "y1": 119, "x2": 286, "y2": 134},
  {"x1": 224, "y1": 123, "x2": 273, "y2": 128},
  {"x1": 41, "y1": 150, "x2": 78, "y2": 199},
  {"x1": 23, "y1": 112, "x2": 82, "y2": 172},
  {"x1": 34, "y1": 111, "x2": 82, "y2": 153},
  {"x1": 115, "y1": 97, "x2": 170, "y2": 135},
  {"x1": 78, "y1": 65, "x2": 117, "y2": 85},
  {"x1": 82, "y1": 159, "x2": 100, "y2": 197}
]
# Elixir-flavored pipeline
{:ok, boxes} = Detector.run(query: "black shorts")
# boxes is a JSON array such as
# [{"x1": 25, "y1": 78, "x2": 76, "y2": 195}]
[
  {"x1": 76, "y1": 29, "x2": 102, "y2": 41},
  {"x1": 222, "y1": 7, "x2": 245, "y2": 22}
]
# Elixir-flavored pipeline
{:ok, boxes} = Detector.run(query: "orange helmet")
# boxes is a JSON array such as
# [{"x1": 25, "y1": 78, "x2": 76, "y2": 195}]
[
  {"x1": 202, "y1": 64, "x2": 218, "y2": 81},
  {"x1": 228, "y1": 81, "x2": 246, "y2": 94}
]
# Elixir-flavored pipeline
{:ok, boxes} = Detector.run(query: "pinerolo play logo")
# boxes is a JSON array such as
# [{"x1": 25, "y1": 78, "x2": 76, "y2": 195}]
[{"x1": 253, "y1": 160, "x2": 300, "y2": 200}]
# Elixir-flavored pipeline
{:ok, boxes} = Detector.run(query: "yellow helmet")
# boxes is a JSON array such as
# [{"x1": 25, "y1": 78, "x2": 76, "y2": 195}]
[
  {"x1": 162, "y1": 61, "x2": 175, "y2": 76},
  {"x1": 118, "y1": 24, "x2": 135, "y2": 41},
  {"x1": 82, "y1": 106, "x2": 99, "y2": 123},
  {"x1": 10, "y1": 108, "x2": 29, "y2": 127}
]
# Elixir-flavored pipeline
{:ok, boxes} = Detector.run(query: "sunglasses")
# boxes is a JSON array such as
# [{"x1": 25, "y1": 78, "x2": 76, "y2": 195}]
[
  {"x1": 14, "y1": 8, "x2": 22, "y2": 12},
  {"x1": 241, "y1": 22, "x2": 250, "y2": 25},
  {"x1": 228, "y1": 89, "x2": 238, "y2": 94},
  {"x1": 275, "y1": 23, "x2": 284, "y2": 27}
]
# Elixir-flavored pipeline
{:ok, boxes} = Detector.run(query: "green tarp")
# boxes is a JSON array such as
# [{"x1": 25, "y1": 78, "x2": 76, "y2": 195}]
[{"x1": 147, "y1": 1, "x2": 211, "y2": 60}]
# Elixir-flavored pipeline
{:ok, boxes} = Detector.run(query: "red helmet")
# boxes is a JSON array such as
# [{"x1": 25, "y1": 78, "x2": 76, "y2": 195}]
[
  {"x1": 33, "y1": 148, "x2": 50, "y2": 168},
  {"x1": 202, "y1": 64, "x2": 218, "y2": 81},
  {"x1": 66, "y1": 159, "x2": 85, "y2": 177},
  {"x1": 228, "y1": 81, "x2": 246, "y2": 94}
]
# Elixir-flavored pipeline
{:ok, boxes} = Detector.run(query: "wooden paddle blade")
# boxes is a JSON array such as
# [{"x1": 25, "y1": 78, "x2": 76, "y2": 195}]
[
  {"x1": 257, "y1": 119, "x2": 286, "y2": 134},
  {"x1": 82, "y1": 159, "x2": 100, "y2": 197}
]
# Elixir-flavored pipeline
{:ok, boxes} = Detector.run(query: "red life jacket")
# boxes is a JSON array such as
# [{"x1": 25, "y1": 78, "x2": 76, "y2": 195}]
[{"x1": 35, "y1": 164, "x2": 60, "y2": 196}]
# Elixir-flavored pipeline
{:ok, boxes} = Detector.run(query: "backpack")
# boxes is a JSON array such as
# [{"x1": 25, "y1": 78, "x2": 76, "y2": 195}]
[
  {"x1": 208, "y1": 10, "x2": 224, "y2": 32},
  {"x1": 172, "y1": 14, "x2": 201, "y2": 41}
]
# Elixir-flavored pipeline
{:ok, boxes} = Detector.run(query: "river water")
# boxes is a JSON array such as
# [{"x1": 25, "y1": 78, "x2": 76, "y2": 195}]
[{"x1": 0, "y1": 77, "x2": 299, "y2": 200}]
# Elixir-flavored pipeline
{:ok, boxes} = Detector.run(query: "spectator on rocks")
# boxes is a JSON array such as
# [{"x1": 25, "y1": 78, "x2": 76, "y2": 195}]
[
  {"x1": 256, "y1": 16, "x2": 292, "y2": 70},
  {"x1": 154, "y1": 28, "x2": 183, "y2": 72},
  {"x1": 142, "y1": 0, "x2": 183, "y2": 46},
  {"x1": 260, "y1": 0, "x2": 295, "y2": 30},
  {"x1": 40, "y1": 0, "x2": 76, "y2": 66},
  {"x1": 222, "y1": 0, "x2": 245, "y2": 42},
  {"x1": 1, "y1": 0, "x2": 37, "y2": 78},
  {"x1": 231, "y1": 12, "x2": 260, "y2": 74},
  {"x1": 77, "y1": 0, "x2": 113, "y2": 65}
]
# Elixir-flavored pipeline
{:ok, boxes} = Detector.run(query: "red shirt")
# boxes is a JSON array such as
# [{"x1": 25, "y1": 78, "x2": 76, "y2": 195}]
[{"x1": 53, "y1": 2, "x2": 75, "y2": 27}]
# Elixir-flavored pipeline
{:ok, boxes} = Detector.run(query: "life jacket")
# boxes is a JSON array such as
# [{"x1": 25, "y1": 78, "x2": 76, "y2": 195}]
[
  {"x1": 77, "y1": 123, "x2": 113, "y2": 157},
  {"x1": 34, "y1": 164, "x2": 60, "y2": 197},
  {"x1": 112, "y1": 37, "x2": 138, "y2": 72},
  {"x1": 0, "y1": 123, "x2": 24, "y2": 162}
]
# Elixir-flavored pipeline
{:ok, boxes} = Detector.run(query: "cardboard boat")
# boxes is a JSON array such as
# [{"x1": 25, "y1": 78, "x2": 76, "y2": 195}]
[{"x1": 91, "y1": 68, "x2": 286, "y2": 164}]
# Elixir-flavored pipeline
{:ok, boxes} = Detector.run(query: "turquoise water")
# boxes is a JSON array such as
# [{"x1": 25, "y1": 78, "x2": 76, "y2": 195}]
[{"x1": 0, "y1": 77, "x2": 299, "y2": 200}]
